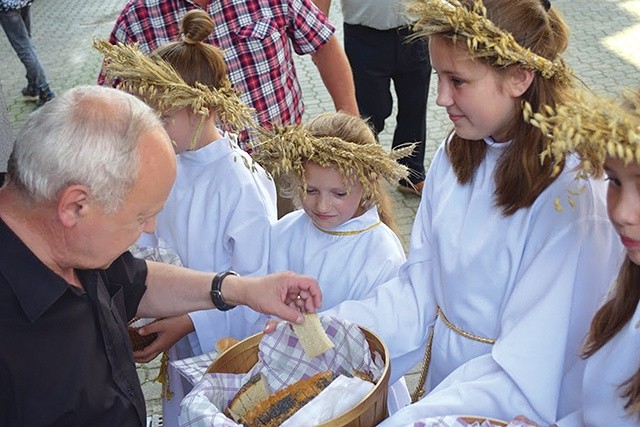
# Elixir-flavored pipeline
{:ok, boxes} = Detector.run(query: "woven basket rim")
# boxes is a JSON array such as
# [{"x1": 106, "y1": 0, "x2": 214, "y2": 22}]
[
  {"x1": 206, "y1": 325, "x2": 390, "y2": 426},
  {"x1": 459, "y1": 415, "x2": 508, "y2": 426}
]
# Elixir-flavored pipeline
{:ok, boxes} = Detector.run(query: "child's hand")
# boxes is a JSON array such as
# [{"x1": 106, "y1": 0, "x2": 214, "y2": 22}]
[
  {"x1": 263, "y1": 319, "x2": 280, "y2": 334},
  {"x1": 133, "y1": 315, "x2": 195, "y2": 363}
]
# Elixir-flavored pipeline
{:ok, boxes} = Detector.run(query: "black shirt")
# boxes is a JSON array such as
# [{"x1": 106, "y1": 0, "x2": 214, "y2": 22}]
[{"x1": 0, "y1": 218, "x2": 149, "y2": 426}]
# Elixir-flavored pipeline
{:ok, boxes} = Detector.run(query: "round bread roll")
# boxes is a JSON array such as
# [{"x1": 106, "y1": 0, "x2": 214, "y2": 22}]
[{"x1": 216, "y1": 337, "x2": 240, "y2": 353}]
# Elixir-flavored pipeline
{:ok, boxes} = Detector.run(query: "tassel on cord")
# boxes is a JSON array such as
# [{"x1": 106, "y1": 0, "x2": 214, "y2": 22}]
[{"x1": 155, "y1": 351, "x2": 174, "y2": 400}]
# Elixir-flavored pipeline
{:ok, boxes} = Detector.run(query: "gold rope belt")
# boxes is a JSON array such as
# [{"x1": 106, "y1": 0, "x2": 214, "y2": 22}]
[{"x1": 411, "y1": 306, "x2": 497, "y2": 402}]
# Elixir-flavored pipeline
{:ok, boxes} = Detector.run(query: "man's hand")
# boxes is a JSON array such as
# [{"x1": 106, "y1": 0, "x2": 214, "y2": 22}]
[
  {"x1": 224, "y1": 271, "x2": 322, "y2": 324},
  {"x1": 133, "y1": 315, "x2": 195, "y2": 363}
]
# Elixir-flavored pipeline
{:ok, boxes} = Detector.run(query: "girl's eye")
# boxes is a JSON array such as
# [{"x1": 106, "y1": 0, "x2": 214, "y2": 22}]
[
  {"x1": 605, "y1": 175, "x2": 621, "y2": 187},
  {"x1": 334, "y1": 192, "x2": 347, "y2": 197},
  {"x1": 306, "y1": 188, "x2": 318, "y2": 195}
]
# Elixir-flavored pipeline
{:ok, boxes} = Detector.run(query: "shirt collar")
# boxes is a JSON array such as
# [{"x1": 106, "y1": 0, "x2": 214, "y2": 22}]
[{"x1": 0, "y1": 218, "x2": 78, "y2": 322}]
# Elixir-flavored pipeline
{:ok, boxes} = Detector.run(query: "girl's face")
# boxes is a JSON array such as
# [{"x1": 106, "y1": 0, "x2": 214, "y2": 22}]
[
  {"x1": 162, "y1": 108, "x2": 194, "y2": 154},
  {"x1": 429, "y1": 36, "x2": 528, "y2": 142},
  {"x1": 301, "y1": 161, "x2": 365, "y2": 230},
  {"x1": 605, "y1": 156, "x2": 640, "y2": 266}
]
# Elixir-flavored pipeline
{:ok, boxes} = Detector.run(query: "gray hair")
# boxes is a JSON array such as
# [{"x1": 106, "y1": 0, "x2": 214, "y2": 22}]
[{"x1": 7, "y1": 85, "x2": 165, "y2": 213}]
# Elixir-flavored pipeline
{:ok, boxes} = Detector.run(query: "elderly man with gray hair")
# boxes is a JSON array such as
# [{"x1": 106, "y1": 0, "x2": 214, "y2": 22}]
[{"x1": 0, "y1": 85, "x2": 321, "y2": 426}]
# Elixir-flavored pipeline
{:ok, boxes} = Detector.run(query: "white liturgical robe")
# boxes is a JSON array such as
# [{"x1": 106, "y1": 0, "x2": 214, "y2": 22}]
[
  {"x1": 189, "y1": 205, "x2": 408, "y2": 350},
  {"x1": 140, "y1": 133, "x2": 276, "y2": 426},
  {"x1": 269, "y1": 207, "x2": 406, "y2": 309},
  {"x1": 557, "y1": 297, "x2": 640, "y2": 427},
  {"x1": 154, "y1": 133, "x2": 277, "y2": 275},
  {"x1": 325, "y1": 138, "x2": 624, "y2": 425}
]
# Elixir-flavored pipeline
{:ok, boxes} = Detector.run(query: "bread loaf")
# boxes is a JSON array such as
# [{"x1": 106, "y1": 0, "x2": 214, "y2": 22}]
[
  {"x1": 215, "y1": 337, "x2": 240, "y2": 354},
  {"x1": 241, "y1": 370, "x2": 336, "y2": 427},
  {"x1": 127, "y1": 318, "x2": 158, "y2": 351},
  {"x1": 225, "y1": 374, "x2": 270, "y2": 422}
]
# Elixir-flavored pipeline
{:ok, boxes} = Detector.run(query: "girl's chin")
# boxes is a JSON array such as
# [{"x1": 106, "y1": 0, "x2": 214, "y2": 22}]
[
  {"x1": 627, "y1": 250, "x2": 640, "y2": 267},
  {"x1": 453, "y1": 125, "x2": 484, "y2": 141}
]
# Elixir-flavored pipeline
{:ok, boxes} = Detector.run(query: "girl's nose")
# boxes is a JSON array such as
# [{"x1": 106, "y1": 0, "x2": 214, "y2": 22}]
[
  {"x1": 435, "y1": 79, "x2": 453, "y2": 108},
  {"x1": 607, "y1": 186, "x2": 640, "y2": 226},
  {"x1": 315, "y1": 194, "x2": 330, "y2": 213}
]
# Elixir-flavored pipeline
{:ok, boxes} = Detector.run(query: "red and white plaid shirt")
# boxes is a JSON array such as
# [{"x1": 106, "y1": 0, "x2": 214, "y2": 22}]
[{"x1": 101, "y1": 0, "x2": 334, "y2": 130}]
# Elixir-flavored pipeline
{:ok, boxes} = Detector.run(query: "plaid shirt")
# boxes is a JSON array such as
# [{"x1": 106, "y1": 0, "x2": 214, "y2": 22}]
[{"x1": 102, "y1": 0, "x2": 334, "y2": 129}]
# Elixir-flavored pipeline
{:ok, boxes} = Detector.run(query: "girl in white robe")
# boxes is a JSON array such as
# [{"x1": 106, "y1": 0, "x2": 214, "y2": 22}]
[
  {"x1": 265, "y1": 111, "x2": 414, "y2": 412},
  {"x1": 507, "y1": 89, "x2": 640, "y2": 426},
  {"x1": 98, "y1": 10, "x2": 276, "y2": 426},
  {"x1": 322, "y1": 1, "x2": 623, "y2": 425},
  {"x1": 193, "y1": 111, "x2": 417, "y2": 413}
]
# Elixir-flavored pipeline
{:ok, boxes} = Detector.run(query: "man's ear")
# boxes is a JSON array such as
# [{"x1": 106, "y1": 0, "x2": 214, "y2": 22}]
[
  {"x1": 57, "y1": 185, "x2": 91, "y2": 227},
  {"x1": 507, "y1": 66, "x2": 535, "y2": 98}
]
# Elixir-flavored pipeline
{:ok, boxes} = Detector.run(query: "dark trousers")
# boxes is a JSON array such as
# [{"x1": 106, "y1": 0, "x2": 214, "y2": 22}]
[
  {"x1": 0, "y1": 5, "x2": 50, "y2": 92},
  {"x1": 344, "y1": 23, "x2": 431, "y2": 183}
]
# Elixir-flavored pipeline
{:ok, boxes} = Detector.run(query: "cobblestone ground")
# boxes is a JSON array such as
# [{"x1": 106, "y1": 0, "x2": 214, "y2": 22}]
[{"x1": 1, "y1": 0, "x2": 639, "y2": 420}]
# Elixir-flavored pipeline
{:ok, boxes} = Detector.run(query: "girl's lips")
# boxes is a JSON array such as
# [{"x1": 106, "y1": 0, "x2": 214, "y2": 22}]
[
  {"x1": 313, "y1": 213, "x2": 334, "y2": 220},
  {"x1": 448, "y1": 113, "x2": 464, "y2": 122},
  {"x1": 621, "y1": 235, "x2": 640, "y2": 248}
]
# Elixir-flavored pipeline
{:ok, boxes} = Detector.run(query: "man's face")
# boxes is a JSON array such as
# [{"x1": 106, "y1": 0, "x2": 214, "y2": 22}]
[{"x1": 73, "y1": 127, "x2": 176, "y2": 269}]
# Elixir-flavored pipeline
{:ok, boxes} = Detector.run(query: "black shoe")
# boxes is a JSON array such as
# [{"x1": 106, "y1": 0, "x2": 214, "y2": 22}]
[
  {"x1": 35, "y1": 89, "x2": 55, "y2": 107},
  {"x1": 21, "y1": 85, "x2": 38, "y2": 98}
]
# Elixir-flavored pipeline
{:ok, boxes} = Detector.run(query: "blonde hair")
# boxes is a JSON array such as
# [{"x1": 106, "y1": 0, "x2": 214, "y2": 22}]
[
  {"x1": 253, "y1": 112, "x2": 412, "y2": 235},
  {"x1": 303, "y1": 112, "x2": 401, "y2": 235},
  {"x1": 409, "y1": 0, "x2": 574, "y2": 215}
]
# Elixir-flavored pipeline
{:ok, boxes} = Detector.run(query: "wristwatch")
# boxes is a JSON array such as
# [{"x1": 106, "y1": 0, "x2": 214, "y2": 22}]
[{"x1": 210, "y1": 271, "x2": 238, "y2": 311}]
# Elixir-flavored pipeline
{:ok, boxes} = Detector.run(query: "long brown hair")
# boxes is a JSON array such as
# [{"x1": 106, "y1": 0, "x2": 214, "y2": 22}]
[
  {"x1": 303, "y1": 112, "x2": 401, "y2": 236},
  {"x1": 153, "y1": 9, "x2": 227, "y2": 89},
  {"x1": 583, "y1": 257, "x2": 640, "y2": 416},
  {"x1": 442, "y1": 0, "x2": 573, "y2": 215}
]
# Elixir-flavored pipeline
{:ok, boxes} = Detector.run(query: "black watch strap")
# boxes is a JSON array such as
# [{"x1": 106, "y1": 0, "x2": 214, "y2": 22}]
[{"x1": 210, "y1": 271, "x2": 238, "y2": 311}]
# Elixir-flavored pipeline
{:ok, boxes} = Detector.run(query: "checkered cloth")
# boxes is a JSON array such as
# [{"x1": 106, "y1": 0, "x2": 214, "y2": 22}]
[
  {"x1": 129, "y1": 235, "x2": 183, "y2": 266},
  {"x1": 178, "y1": 316, "x2": 384, "y2": 427},
  {"x1": 171, "y1": 351, "x2": 219, "y2": 387},
  {"x1": 412, "y1": 416, "x2": 531, "y2": 427}
]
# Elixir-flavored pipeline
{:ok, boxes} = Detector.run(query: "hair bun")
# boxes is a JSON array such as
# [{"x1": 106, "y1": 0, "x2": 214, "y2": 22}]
[{"x1": 180, "y1": 9, "x2": 215, "y2": 44}]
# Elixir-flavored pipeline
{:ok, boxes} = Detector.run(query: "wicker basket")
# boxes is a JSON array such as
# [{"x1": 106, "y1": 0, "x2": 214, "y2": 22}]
[
  {"x1": 207, "y1": 327, "x2": 390, "y2": 426},
  {"x1": 459, "y1": 416, "x2": 508, "y2": 426}
]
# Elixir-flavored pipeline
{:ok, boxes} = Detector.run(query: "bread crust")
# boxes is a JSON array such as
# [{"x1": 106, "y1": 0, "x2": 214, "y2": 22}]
[
  {"x1": 225, "y1": 374, "x2": 270, "y2": 422},
  {"x1": 240, "y1": 370, "x2": 336, "y2": 426}
]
